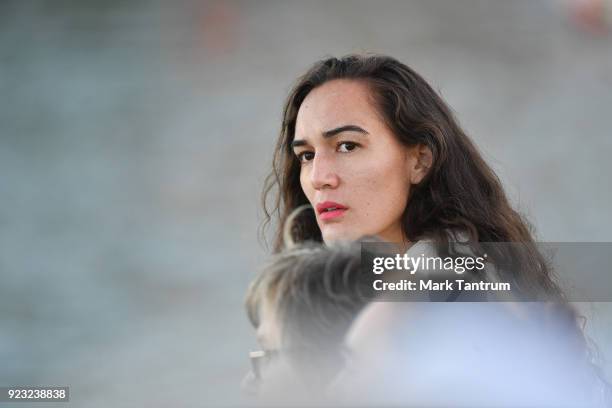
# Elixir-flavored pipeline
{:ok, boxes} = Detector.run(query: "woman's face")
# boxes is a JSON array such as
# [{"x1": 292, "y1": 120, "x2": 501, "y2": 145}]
[{"x1": 293, "y1": 79, "x2": 414, "y2": 243}]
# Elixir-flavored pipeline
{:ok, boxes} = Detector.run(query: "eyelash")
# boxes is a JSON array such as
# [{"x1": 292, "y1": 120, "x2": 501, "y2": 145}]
[{"x1": 296, "y1": 142, "x2": 360, "y2": 163}]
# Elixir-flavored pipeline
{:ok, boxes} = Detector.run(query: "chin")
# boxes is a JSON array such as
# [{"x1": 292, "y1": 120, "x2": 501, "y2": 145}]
[{"x1": 321, "y1": 227, "x2": 359, "y2": 243}]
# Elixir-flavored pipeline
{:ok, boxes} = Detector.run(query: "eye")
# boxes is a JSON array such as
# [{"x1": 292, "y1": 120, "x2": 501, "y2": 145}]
[
  {"x1": 296, "y1": 151, "x2": 314, "y2": 163},
  {"x1": 337, "y1": 142, "x2": 359, "y2": 153}
]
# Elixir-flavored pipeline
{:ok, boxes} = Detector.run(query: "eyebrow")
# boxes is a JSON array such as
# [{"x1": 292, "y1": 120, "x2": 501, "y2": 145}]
[{"x1": 291, "y1": 125, "x2": 369, "y2": 148}]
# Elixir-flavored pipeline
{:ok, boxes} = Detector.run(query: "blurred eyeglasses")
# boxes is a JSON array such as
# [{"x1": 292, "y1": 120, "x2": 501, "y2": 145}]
[
  {"x1": 242, "y1": 346, "x2": 352, "y2": 396},
  {"x1": 248, "y1": 349, "x2": 279, "y2": 380}
]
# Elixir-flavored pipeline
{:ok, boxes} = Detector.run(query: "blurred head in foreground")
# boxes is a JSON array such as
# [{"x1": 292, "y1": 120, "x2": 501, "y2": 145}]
[
  {"x1": 244, "y1": 238, "x2": 372, "y2": 400},
  {"x1": 338, "y1": 301, "x2": 611, "y2": 408},
  {"x1": 244, "y1": 226, "x2": 612, "y2": 406},
  {"x1": 244, "y1": 237, "x2": 611, "y2": 406}
]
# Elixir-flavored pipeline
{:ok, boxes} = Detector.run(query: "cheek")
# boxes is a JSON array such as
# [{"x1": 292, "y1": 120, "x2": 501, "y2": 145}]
[{"x1": 349, "y1": 163, "x2": 410, "y2": 219}]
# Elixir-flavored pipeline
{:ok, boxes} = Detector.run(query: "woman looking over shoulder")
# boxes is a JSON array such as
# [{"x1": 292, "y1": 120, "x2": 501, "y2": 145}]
[{"x1": 263, "y1": 54, "x2": 559, "y2": 299}]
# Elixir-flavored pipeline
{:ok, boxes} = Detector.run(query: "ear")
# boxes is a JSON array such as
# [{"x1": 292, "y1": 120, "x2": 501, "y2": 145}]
[{"x1": 406, "y1": 144, "x2": 433, "y2": 185}]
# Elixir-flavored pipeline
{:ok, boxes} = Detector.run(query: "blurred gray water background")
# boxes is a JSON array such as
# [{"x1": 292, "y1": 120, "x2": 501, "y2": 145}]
[{"x1": 1, "y1": 0, "x2": 611, "y2": 406}]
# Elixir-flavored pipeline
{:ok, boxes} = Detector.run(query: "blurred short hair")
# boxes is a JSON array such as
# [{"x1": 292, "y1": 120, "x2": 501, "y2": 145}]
[{"x1": 245, "y1": 239, "x2": 373, "y2": 352}]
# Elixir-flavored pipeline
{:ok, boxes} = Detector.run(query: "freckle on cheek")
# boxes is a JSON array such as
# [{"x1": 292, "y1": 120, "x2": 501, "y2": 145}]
[{"x1": 362, "y1": 201, "x2": 372, "y2": 217}]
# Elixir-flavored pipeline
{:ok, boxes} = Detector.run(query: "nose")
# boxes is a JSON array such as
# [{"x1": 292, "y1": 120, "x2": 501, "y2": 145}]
[{"x1": 310, "y1": 153, "x2": 340, "y2": 190}]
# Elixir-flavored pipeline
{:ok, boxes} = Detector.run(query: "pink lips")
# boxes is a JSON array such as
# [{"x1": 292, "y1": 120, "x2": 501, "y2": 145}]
[{"x1": 316, "y1": 201, "x2": 348, "y2": 221}]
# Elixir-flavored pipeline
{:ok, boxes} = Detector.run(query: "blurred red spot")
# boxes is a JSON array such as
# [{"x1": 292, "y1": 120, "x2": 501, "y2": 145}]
[
  {"x1": 569, "y1": 0, "x2": 610, "y2": 34},
  {"x1": 200, "y1": 1, "x2": 241, "y2": 57}
]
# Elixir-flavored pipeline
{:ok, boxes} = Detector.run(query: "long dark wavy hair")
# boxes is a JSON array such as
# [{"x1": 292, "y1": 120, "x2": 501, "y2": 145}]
[
  {"x1": 263, "y1": 54, "x2": 550, "y2": 297},
  {"x1": 260, "y1": 54, "x2": 609, "y2": 399}
]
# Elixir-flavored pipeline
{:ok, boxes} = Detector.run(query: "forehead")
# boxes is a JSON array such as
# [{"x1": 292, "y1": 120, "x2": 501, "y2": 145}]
[{"x1": 295, "y1": 79, "x2": 381, "y2": 136}]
